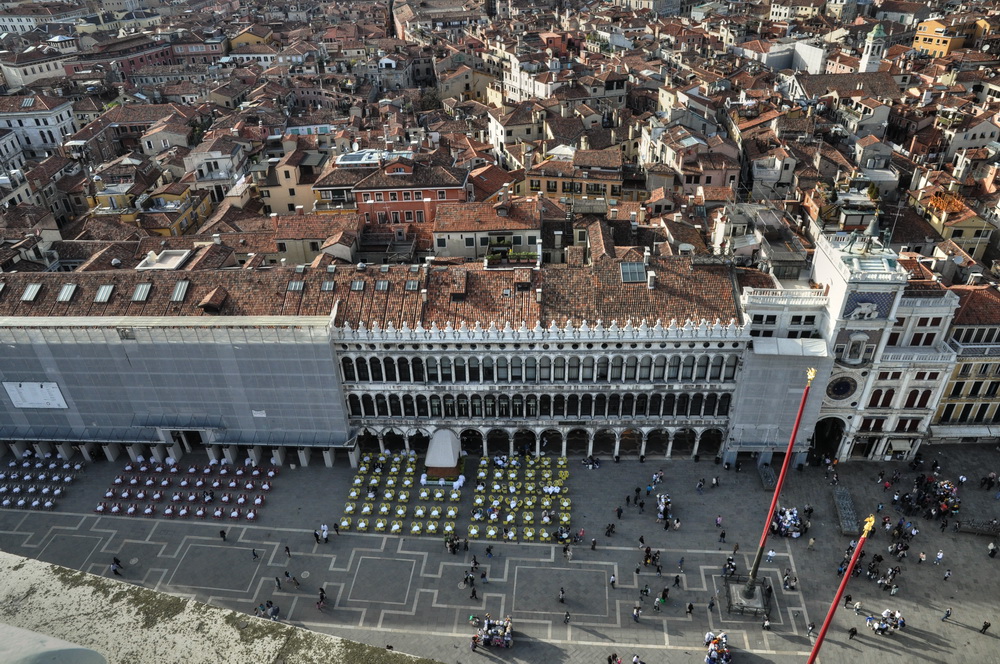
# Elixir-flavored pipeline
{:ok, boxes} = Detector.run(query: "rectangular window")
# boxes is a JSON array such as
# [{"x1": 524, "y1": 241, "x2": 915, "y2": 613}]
[
  {"x1": 437, "y1": 238, "x2": 446, "y2": 248},
  {"x1": 465, "y1": 237, "x2": 474, "y2": 247},
  {"x1": 437, "y1": 190, "x2": 446, "y2": 200},
  {"x1": 288, "y1": 188, "x2": 295, "y2": 197}
]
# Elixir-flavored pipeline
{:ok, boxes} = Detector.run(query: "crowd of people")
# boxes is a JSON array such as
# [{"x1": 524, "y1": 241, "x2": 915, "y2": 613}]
[
  {"x1": 703, "y1": 631, "x2": 732, "y2": 662},
  {"x1": 865, "y1": 609, "x2": 906, "y2": 635},
  {"x1": 770, "y1": 505, "x2": 811, "y2": 538}
]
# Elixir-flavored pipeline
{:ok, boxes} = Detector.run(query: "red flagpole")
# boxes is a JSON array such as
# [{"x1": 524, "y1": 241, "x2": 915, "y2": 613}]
[{"x1": 807, "y1": 515, "x2": 876, "y2": 663}]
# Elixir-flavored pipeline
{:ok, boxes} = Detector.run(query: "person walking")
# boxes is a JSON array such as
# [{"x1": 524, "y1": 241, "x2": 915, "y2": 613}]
[
  {"x1": 919, "y1": 552, "x2": 926, "y2": 564},
  {"x1": 333, "y1": 523, "x2": 339, "y2": 536},
  {"x1": 715, "y1": 515, "x2": 723, "y2": 528},
  {"x1": 848, "y1": 627, "x2": 858, "y2": 640},
  {"x1": 765, "y1": 549, "x2": 776, "y2": 563},
  {"x1": 982, "y1": 621, "x2": 992, "y2": 634},
  {"x1": 610, "y1": 574, "x2": 616, "y2": 589},
  {"x1": 944, "y1": 569, "x2": 952, "y2": 581},
  {"x1": 807, "y1": 622, "x2": 816, "y2": 636},
  {"x1": 686, "y1": 602, "x2": 694, "y2": 615},
  {"x1": 321, "y1": 525, "x2": 329, "y2": 543},
  {"x1": 559, "y1": 587, "x2": 565, "y2": 603},
  {"x1": 564, "y1": 611, "x2": 571, "y2": 624},
  {"x1": 275, "y1": 576, "x2": 282, "y2": 590},
  {"x1": 807, "y1": 537, "x2": 816, "y2": 551},
  {"x1": 470, "y1": 586, "x2": 478, "y2": 600},
  {"x1": 934, "y1": 550, "x2": 944, "y2": 565},
  {"x1": 678, "y1": 557, "x2": 684, "y2": 571},
  {"x1": 853, "y1": 601, "x2": 863, "y2": 615},
  {"x1": 313, "y1": 530, "x2": 321, "y2": 544},
  {"x1": 942, "y1": 608, "x2": 952, "y2": 621},
  {"x1": 113, "y1": 557, "x2": 124, "y2": 569},
  {"x1": 719, "y1": 530, "x2": 726, "y2": 543},
  {"x1": 616, "y1": 506, "x2": 623, "y2": 520},
  {"x1": 632, "y1": 606, "x2": 641, "y2": 622},
  {"x1": 762, "y1": 618, "x2": 770, "y2": 630},
  {"x1": 110, "y1": 562, "x2": 122, "y2": 577},
  {"x1": 844, "y1": 594, "x2": 852, "y2": 608},
  {"x1": 284, "y1": 571, "x2": 300, "y2": 588},
  {"x1": 219, "y1": 530, "x2": 227, "y2": 542},
  {"x1": 252, "y1": 548, "x2": 259, "y2": 560},
  {"x1": 317, "y1": 588, "x2": 327, "y2": 609},
  {"x1": 708, "y1": 595, "x2": 716, "y2": 612},
  {"x1": 673, "y1": 575, "x2": 682, "y2": 588},
  {"x1": 284, "y1": 546, "x2": 291, "y2": 558}
]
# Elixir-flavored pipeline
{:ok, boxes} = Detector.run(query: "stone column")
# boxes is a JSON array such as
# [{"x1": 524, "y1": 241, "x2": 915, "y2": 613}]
[
  {"x1": 102, "y1": 443, "x2": 122, "y2": 462},
  {"x1": 297, "y1": 447, "x2": 311, "y2": 467},
  {"x1": 149, "y1": 443, "x2": 167, "y2": 463},
  {"x1": 32, "y1": 441, "x2": 53, "y2": 460},
  {"x1": 270, "y1": 447, "x2": 287, "y2": 467},
  {"x1": 322, "y1": 448, "x2": 337, "y2": 467},
  {"x1": 247, "y1": 445, "x2": 264, "y2": 467},
  {"x1": 78, "y1": 442, "x2": 98, "y2": 463},
  {"x1": 54, "y1": 442, "x2": 75, "y2": 463}
]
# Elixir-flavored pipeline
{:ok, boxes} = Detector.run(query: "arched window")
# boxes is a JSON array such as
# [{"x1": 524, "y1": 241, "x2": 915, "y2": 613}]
[
  {"x1": 348, "y1": 394, "x2": 362, "y2": 416},
  {"x1": 869, "y1": 389, "x2": 883, "y2": 409},
  {"x1": 369, "y1": 358, "x2": 383, "y2": 382},
  {"x1": 443, "y1": 395, "x2": 455, "y2": 417},
  {"x1": 482, "y1": 357, "x2": 494, "y2": 381},
  {"x1": 583, "y1": 357, "x2": 595, "y2": 381},
  {"x1": 356, "y1": 358, "x2": 369, "y2": 382},
  {"x1": 526, "y1": 395, "x2": 538, "y2": 417},
  {"x1": 704, "y1": 393, "x2": 718, "y2": 417},
  {"x1": 681, "y1": 356, "x2": 695, "y2": 380},
  {"x1": 625, "y1": 357, "x2": 638, "y2": 380},
  {"x1": 468, "y1": 357, "x2": 480, "y2": 381},
  {"x1": 497, "y1": 357, "x2": 509, "y2": 381},
  {"x1": 525, "y1": 357, "x2": 537, "y2": 381},
  {"x1": 471, "y1": 395, "x2": 483, "y2": 417},
  {"x1": 484, "y1": 395, "x2": 496, "y2": 417},
  {"x1": 426, "y1": 358, "x2": 438, "y2": 382},
  {"x1": 554, "y1": 357, "x2": 566, "y2": 381},
  {"x1": 389, "y1": 395, "x2": 402, "y2": 416},
  {"x1": 635, "y1": 394, "x2": 648, "y2": 416},
  {"x1": 608, "y1": 394, "x2": 621, "y2": 417},
  {"x1": 397, "y1": 357, "x2": 410, "y2": 382},
  {"x1": 695, "y1": 356, "x2": 709, "y2": 380},
  {"x1": 649, "y1": 394, "x2": 662, "y2": 417},
  {"x1": 439, "y1": 358, "x2": 452, "y2": 382},
  {"x1": 362, "y1": 394, "x2": 375, "y2": 417},
  {"x1": 568, "y1": 357, "x2": 581, "y2": 381},
  {"x1": 653, "y1": 356, "x2": 667, "y2": 380},
  {"x1": 724, "y1": 356, "x2": 738, "y2": 380},
  {"x1": 580, "y1": 394, "x2": 593, "y2": 416},
  {"x1": 597, "y1": 357, "x2": 610, "y2": 381},
  {"x1": 540, "y1": 395, "x2": 551, "y2": 417},
  {"x1": 416, "y1": 395, "x2": 428, "y2": 417},
  {"x1": 611, "y1": 357, "x2": 624, "y2": 381},
  {"x1": 594, "y1": 394, "x2": 607, "y2": 417},
  {"x1": 709, "y1": 356, "x2": 724, "y2": 381},
  {"x1": 403, "y1": 395, "x2": 415, "y2": 417},
  {"x1": 498, "y1": 395, "x2": 510, "y2": 417},
  {"x1": 718, "y1": 394, "x2": 731, "y2": 416},
  {"x1": 662, "y1": 394, "x2": 675, "y2": 416},
  {"x1": 668, "y1": 356, "x2": 681, "y2": 380},
  {"x1": 412, "y1": 358, "x2": 425, "y2": 382},
  {"x1": 510, "y1": 357, "x2": 522, "y2": 382},
  {"x1": 880, "y1": 389, "x2": 895, "y2": 408},
  {"x1": 554, "y1": 395, "x2": 565, "y2": 416},
  {"x1": 454, "y1": 358, "x2": 466, "y2": 382},
  {"x1": 512, "y1": 395, "x2": 524, "y2": 417},
  {"x1": 918, "y1": 390, "x2": 932, "y2": 408},
  {"x1": 540, "y1": 357, "x2": 552, "y2": 381},
  {"x1": 639, "y1": 356, "x2": 652, "y2": 381},
  {"x1": 383, "y1": 358, "x2": 397, "y2": 382},
  {"x1": 341, "y1": 357, "x2": 356, "y2": 382},
  {"x1": 567, "y1": 394, "x2": 579, "y2": 416},
  {"x1": 375, "y1": 394, "x2": 389, "y2": 416},
  {"x1": 621, "y1": 394, "x2": 634, "y2": 417},
  {"x1": 690, "y1": 393, "x2": 703, "y2": 417},
  {"x1": 457, "y1": 395, "x2": 469, "y2": 417},
  {"x1": 676, "y1": 394, "x2": 690, "y2": 416},
  {"x1": 430, "y1": 395, "x2": 442, "y2": 417}
]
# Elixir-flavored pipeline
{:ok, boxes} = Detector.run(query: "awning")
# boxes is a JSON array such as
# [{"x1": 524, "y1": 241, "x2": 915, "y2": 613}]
[{"x1": 930, "y1": 425, "x2": 1000, "y2": 439}]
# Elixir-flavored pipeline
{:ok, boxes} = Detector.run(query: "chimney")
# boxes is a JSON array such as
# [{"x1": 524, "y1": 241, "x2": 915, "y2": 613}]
[
  {"x1": 212, "y1": 233, "x2": 221, "y2": 245},
  {"x1": 295, "y1": 205, "x2": 305, "y2": 215},
  {"x1": 646, "y1": 271, "x2": 656, "y2": 289},
  {"x1": 270, "y1": 212, "x2": 279, "y2": 232},
  {"x1": 643, "y1": 247, "x2": 651, "y2": 266},
  {"x1": 280, "y1": 258, "x2": 287, "y2": 267},
  {"x1": 421, "y1": 288, "x2": 428, "y2": 302},
  {"x1": 579, "y1": 133, "x2": 589, "y2": 150},
  {"x1": 535, "y1": 287, "x2": 543, "y2": 303},
  {"x1": 147, "y1": 250, "x2": 158, "y2": 264}
]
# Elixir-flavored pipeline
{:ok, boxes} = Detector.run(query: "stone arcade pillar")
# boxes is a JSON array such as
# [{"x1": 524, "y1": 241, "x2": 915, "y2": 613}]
[
  {"x1": 10, "y1": 441, "x2": 30, "y2": 460},
  {"x1": 222, "y1": 445, "x2": 239, "y2": 465},
  {"x1": 126, "y1": 443, "x2": 145, "y2": 463},
  {"x1": 78, "y1": 442, "x2": 99, "y2": 463},
  {"x1": 102, "y1": 443, "x2": 123, "y2": 462},
  {"x1": 206, "y1": 445, "x2": 223, "y2": 464},
  {"x1": 321, "y1": 448, "x2": 336, "y2": 467},
  {"x1": 54, "y1": 442, "x2": 74, "y2": 462},
  {"x1": 270, "y1": 447, "x2": 287, "y2": 466},
  {"x1": 31, "y1": 441, "x2": 53, "y2": 460},
  {"x1": 246, "y1": 446, "x2": 264, "y2": 467},
  {"x1": 346, "y1": 445, "x2": 360, "y2": 469},
  {"x1": 297, "y1": 447, "x2": 311, "y2": 467}
]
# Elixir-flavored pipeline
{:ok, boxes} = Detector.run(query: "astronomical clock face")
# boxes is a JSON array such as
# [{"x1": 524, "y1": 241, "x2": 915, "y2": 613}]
[{"x1": 826, "y1": 376, "x2": 858, "y2": 401}]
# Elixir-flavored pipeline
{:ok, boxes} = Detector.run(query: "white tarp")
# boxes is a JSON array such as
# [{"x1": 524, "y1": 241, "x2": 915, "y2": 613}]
[{"x1": 425, "y1": 429, "x2": 460, "y2": 468}]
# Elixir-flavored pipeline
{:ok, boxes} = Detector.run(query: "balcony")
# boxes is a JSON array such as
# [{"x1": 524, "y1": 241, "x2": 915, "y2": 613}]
[
  {"x1": 742, "y1": 288, "x2": 828, "y2": 307},
  {"x1": 196, "y1": 170, "x2": 235, "y2": 183},
  {"x1": 880, "y1": 346, "x2": 956, "y2": 364},
  {"x1": 313, "y1": 199, "x2": 357, "y2": 212}
]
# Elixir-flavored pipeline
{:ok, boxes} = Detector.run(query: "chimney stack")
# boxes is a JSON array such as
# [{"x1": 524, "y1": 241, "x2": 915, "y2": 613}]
[
  {"x1": 647, "y1": 271, "x2": 656, "y2": 289},
  {"x1": 296, "y1": 205, "x2": 305, "y2": 215},
  {"x1": 643, "y1": 247, "x2": 651, "y2": 266},
  {"x1": 535, "y1": 287, "x2": 543, "y2": 303},
  {"x1": 421, "y1": 288, "x2": 428, "y2": 302},
  {"x1": 213, "y1": 233, "x2": 221, "y2": 245}
]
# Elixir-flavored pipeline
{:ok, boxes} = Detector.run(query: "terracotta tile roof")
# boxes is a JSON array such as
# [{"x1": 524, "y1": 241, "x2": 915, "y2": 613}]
[
  {"x1": 434, "y1": 197, "x2": 557, "y2": 233},
  {"x1": 274, "y1": 213, "x2": 364, "y2": 241},
  {"x1": 952, "y1": 285, "x2": 1000, "y2": 326}
]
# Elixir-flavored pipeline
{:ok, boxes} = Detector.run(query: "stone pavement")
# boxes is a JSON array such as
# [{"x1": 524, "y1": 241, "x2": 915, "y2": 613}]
[{"x1": 1, "y1": 444, "x2": 999, "y2": 664}]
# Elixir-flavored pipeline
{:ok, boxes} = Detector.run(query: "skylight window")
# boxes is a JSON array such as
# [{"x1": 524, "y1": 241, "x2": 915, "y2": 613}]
[
  {"x1": 57, "y1": 284, "x2": 77, "y2": 302},
  {"x1": 170, "y1": 280, "x2": 190, "y2": 302},
  {"x1": 405, "y1": 280, "x2": 419, "y2": 291},
  {"x1": 132, "y1": 283, "x2": 152, "y2": 302},
  {"x1": 620, "y1": 262, "x2": 646, "y2": 283},
  {"x1": 376, "y1": 280, "x2": 389, "y2": 291},
  {"x1": 21, "y1": 283, "x2": 41, "y2": 302},
  {"x1": 95, "y1": 284, "x2": 114, "y2": 303},
  {"x1": 321, "y1": 281, "x2": 336, "y2": 291},
  {"x1": 351, "y1": 280, "x2": 365, "y2": 291},
  {"x1": 287, "y1": 280, "x2": 304, "y2": 292}
]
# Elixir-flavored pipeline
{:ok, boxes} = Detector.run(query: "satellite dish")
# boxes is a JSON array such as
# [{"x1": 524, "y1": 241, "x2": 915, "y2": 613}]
[
  {"x1": 953, "y1": 256, "x2": 964, "y2": 265},
  {"x1": 985, "y1": 44, "x2": 991, "y2": 52},
  {"x1": 351, "y1": 141, "x2": 359, "y2": 151}
]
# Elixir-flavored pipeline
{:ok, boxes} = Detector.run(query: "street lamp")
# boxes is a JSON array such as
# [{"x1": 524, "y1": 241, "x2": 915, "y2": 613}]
[{"x1": 741, "y1": 367, "x2": 816, "y2": 600}]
